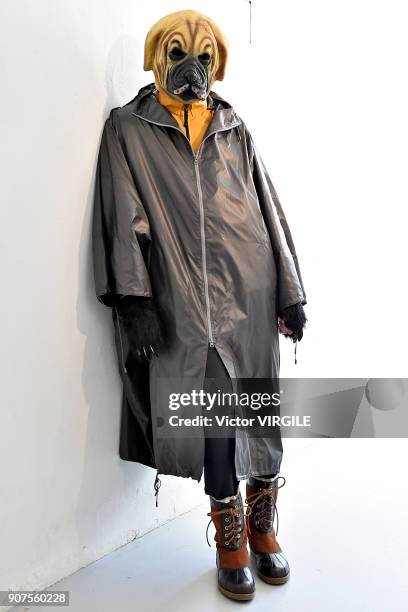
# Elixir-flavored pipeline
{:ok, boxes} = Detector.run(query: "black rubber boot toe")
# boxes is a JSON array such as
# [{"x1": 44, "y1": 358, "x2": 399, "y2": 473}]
[
  {"x1": 217, "y1": 553, "x2": 255, "y2": 601},
  {"x1": 251, "y1": 550, "x2": 290, "y2": 584}
]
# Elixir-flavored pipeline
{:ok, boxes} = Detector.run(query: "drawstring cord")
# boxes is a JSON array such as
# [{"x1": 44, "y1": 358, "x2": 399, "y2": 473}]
[
  {"x1": 248, "y1": 1, "x2": 252, "y2": 44},
  {"x1": 294, "y1": 339, "x2": 298, "y2": 365},
  {"x1": 114, "y1": 306, "x2": 127, "y2": 374},
  {"x1": 183, "y1": 104, "x2": 190, "y2": 141},
  {"x1": 154, "y1": 471, "x2": 161, "y2": 508}
]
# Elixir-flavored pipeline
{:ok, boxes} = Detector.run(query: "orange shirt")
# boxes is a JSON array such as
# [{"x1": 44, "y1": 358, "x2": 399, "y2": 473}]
[{"x1": 155, "y1": 85, "x2": 214, "y2": 153}]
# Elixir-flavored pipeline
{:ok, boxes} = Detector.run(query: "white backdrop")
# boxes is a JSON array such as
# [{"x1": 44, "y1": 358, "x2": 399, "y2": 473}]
[{"x1": 1, "y1": 0, "x2": 407, "y2": 595}]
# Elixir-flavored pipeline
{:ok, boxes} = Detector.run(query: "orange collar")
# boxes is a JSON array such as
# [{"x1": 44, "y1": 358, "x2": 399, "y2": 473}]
[{"x1": 155, "y1": 85, "x2": 209, "y2": 117}]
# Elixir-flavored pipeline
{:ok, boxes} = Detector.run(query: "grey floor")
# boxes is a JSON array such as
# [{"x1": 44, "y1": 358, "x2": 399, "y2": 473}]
[{"x1": 16, "y1": 439, "x2": 408, "y2": 612}]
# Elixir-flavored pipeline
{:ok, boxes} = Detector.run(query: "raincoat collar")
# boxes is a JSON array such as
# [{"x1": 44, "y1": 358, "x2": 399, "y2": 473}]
[
  {"x1": 154, "y1": 84, "x2": 209, "y2": 117},
  {"x1": 131, "y1": 83, "x2": 241, "y2": 137}
]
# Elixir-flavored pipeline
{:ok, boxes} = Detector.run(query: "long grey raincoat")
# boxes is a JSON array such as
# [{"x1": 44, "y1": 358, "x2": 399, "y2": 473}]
[{"x1": 92, "y1": 83, "x2": 306, "y2": 481}]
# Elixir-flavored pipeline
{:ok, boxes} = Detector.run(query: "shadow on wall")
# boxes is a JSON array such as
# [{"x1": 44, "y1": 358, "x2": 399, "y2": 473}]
[{"x1": 74, "y1": 36, "x2": 157, "y2": 566}]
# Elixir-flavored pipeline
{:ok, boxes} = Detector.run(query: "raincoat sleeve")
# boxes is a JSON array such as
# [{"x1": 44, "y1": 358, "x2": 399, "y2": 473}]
[
  {"x1": 248, "y1": 132, "x2": 307, "y2": 311},
  {"x1": 92, "y1": 111, "x2": 152, "y2": 307}
]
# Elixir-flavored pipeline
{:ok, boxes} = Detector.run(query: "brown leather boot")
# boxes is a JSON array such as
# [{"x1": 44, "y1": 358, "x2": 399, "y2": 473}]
[
  {"x1": 245, "y1": 476, "x2": 290, "y2": 585},
  {"x1": 207, "y1": 492, "x2": 255, "y2": 601}
]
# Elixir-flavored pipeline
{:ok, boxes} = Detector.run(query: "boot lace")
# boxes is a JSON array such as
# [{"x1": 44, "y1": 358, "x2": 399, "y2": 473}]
[
  {"x1": 245, "y1": 475, "x2": 286, "y2": 535},
  {"x1": 206, "y1": 503, "x2": 245, "y2": 548}
]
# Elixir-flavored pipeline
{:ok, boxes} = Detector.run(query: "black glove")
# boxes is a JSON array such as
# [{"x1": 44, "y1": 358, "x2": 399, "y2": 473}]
[
  {"x1": 116, "y1": 296, "x2": 165, "y2": 360},
  {"x1": 279, "y1": 302, "x2": 307, "y2": 342}
]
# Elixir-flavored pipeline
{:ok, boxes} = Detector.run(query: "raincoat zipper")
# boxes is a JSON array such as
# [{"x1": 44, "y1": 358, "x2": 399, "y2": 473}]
[
  {"x1": 131, "y1": 112, "x2": 239, "y2": 348},
  {"x1": 179, "y1": 106, "x2": 213, "y2": 345},
  {"x1": 194, "y1": 155, "x2": 215, "y2": 347}
]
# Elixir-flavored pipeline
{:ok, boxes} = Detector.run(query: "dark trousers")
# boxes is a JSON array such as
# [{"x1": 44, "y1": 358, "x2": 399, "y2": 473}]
[
  {"x1": 203, "y1": 347, "x2": 276, "y2": 499},
  {"x1": 203, "y1": 346, "x2": 240, "y2": 499}
]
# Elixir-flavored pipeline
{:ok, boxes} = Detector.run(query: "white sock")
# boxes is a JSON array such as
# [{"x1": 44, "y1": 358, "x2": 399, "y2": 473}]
[
  {"x1": 211, "y1": 492, "x2": 239, "y2": 504},
  {"x1": 253, "y1": 473, "x2": 280, "y2": 483}
]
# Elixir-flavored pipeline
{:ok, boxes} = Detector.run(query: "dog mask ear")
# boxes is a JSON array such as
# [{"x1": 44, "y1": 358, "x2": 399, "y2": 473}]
[
  {"x1": 144, "y1": 18, "x2": 166, "y2": 72},
  {"x1": 208, "y1": 18, "x2": 228, "y2": 82}
]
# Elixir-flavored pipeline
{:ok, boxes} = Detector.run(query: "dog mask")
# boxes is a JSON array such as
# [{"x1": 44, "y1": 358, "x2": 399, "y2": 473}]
[{"x1": 144, "y1": 10, "x2": 228, "y2": 103}]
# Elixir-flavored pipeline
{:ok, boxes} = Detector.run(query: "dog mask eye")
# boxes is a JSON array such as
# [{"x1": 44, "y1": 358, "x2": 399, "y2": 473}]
[
  {"x1": 169, "y1": 47, "x2": 187, "y2": 61},
  {"x1": 198, "y1": 52, "x2": 211, "y2": 66}
]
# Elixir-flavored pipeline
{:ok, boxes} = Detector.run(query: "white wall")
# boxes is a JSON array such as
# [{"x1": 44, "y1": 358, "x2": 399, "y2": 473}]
[{"x1": 1, "y1": 0, "x2": 407, "y2": 597}]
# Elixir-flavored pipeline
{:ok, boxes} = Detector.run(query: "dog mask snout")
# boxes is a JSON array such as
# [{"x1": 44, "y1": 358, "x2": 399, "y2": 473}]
[{"x1": 167, "y1": 58, "x2": 208, "y2": 100}]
